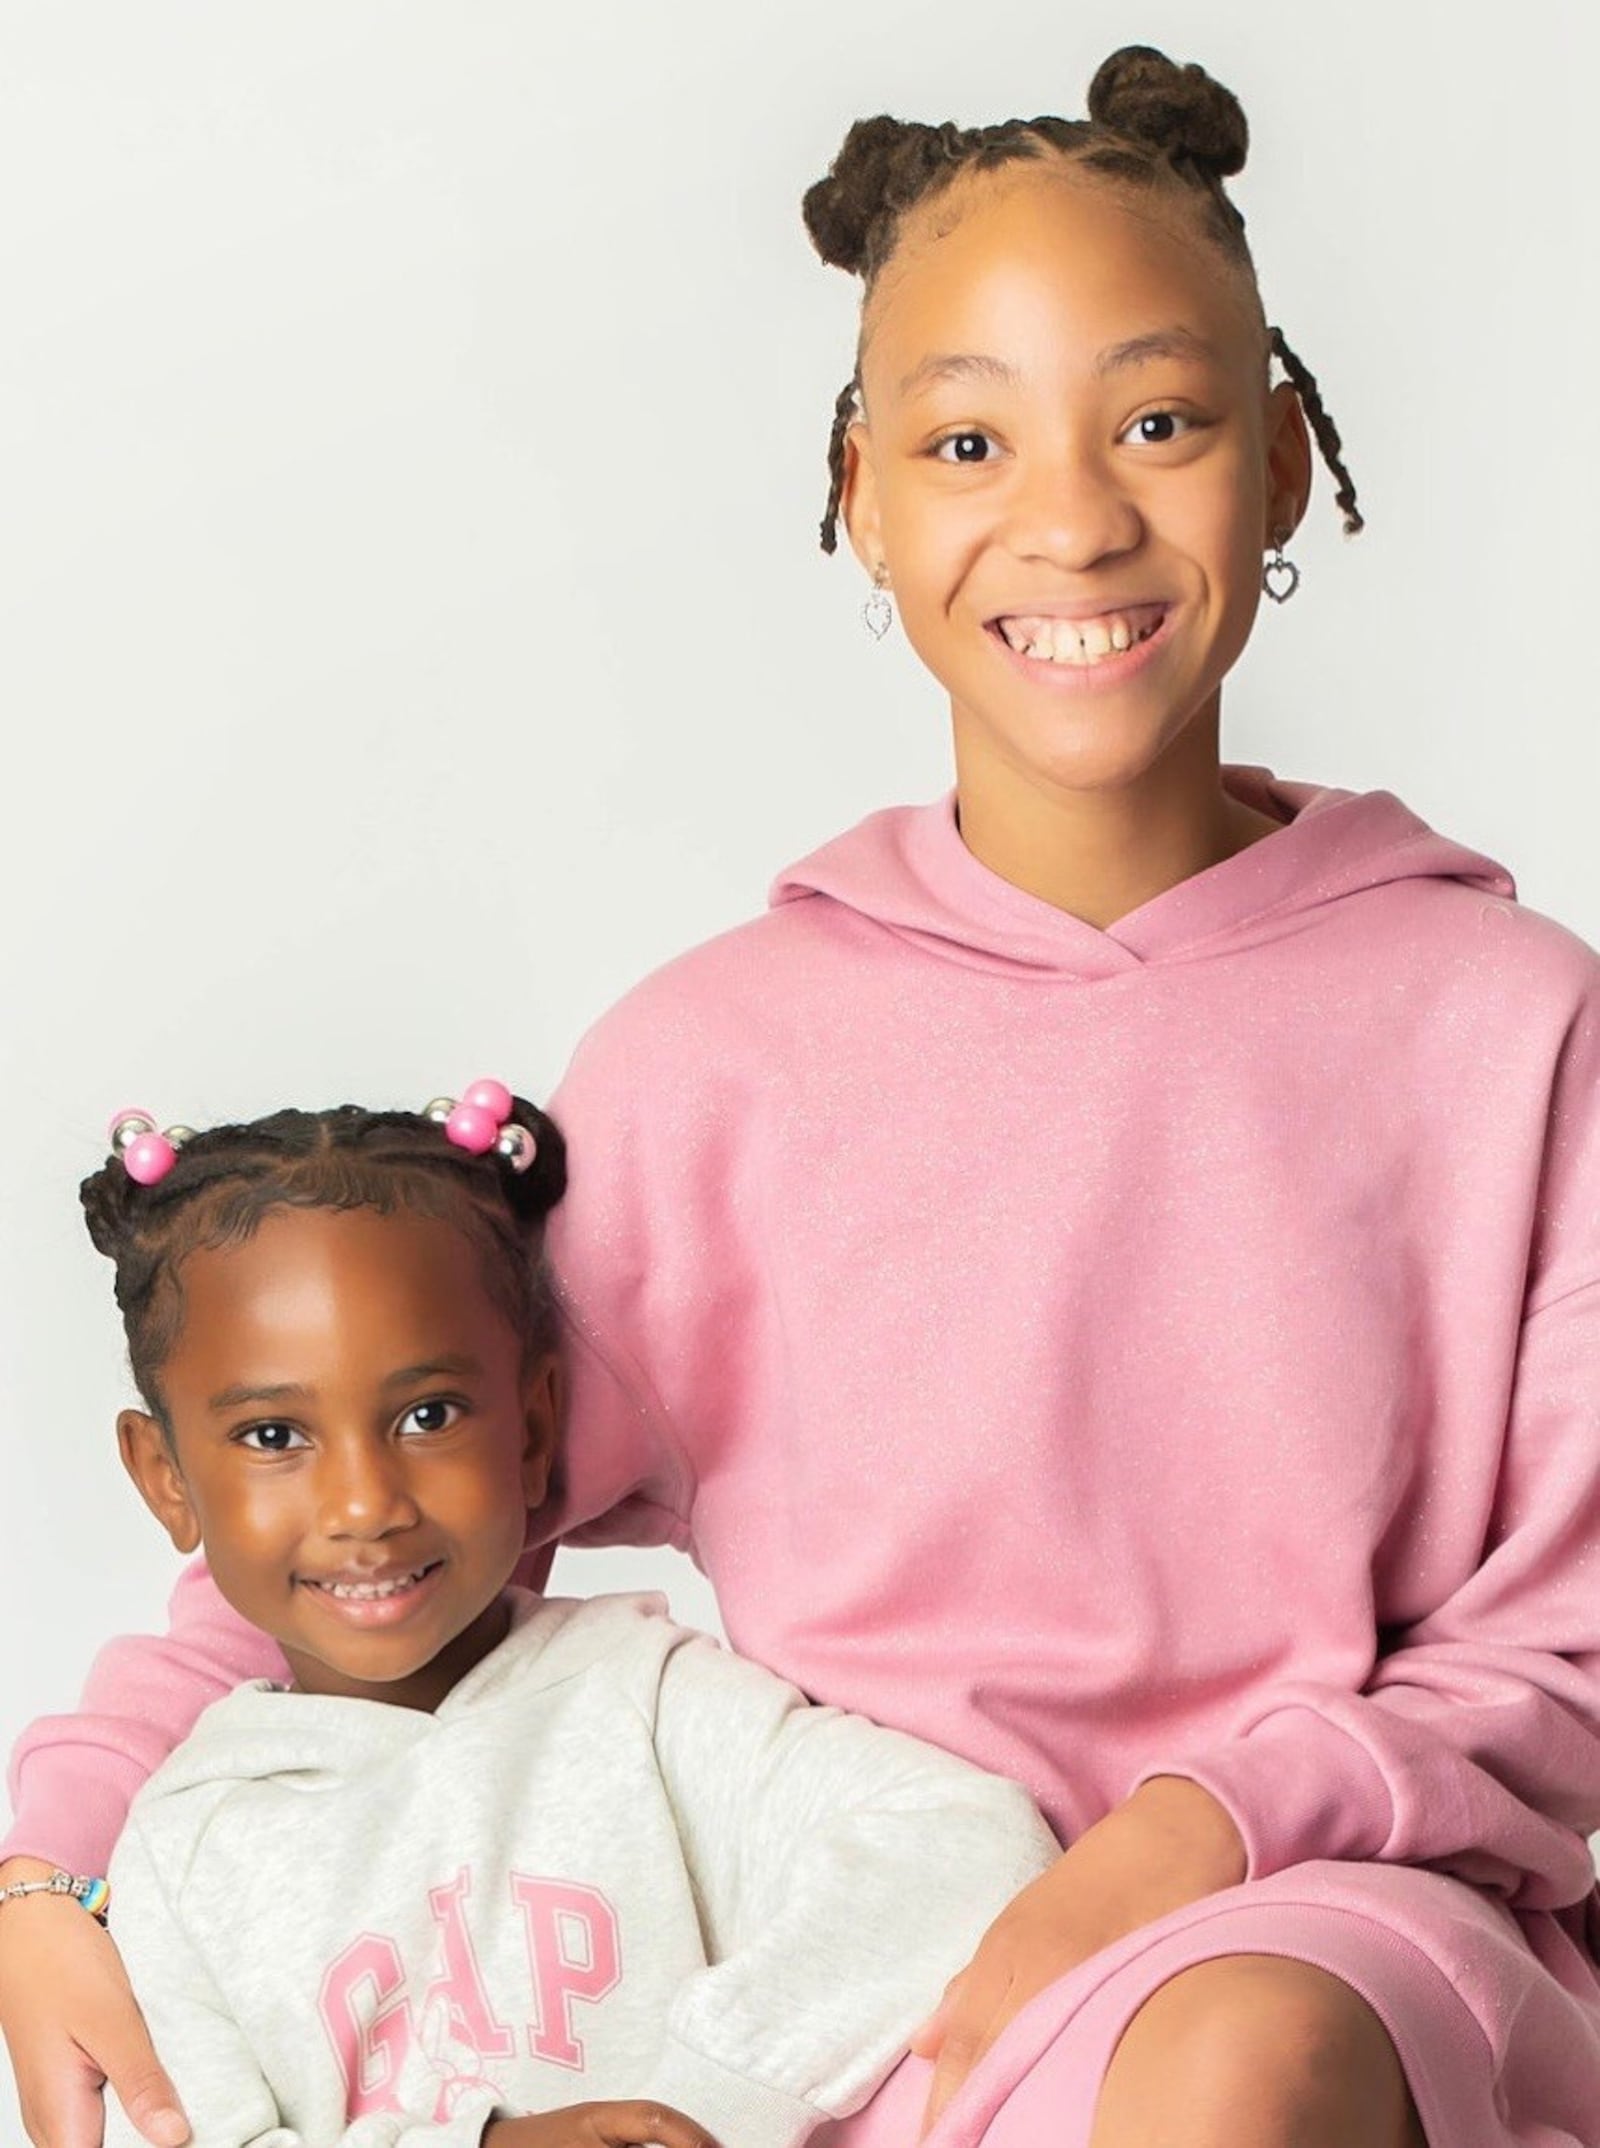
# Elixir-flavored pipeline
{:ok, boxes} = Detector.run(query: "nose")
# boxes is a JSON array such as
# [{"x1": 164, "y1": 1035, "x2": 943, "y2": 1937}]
[
  {"x1": 316, "y1": 1435, "x2": 420, "y2": 1541},
  {"x1": 1000, "y1": 437, "x2": 1143, "y2": 573}
]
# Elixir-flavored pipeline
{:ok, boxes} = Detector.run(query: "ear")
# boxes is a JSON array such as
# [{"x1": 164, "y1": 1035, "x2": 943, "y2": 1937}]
[
  {"x1": 519, "y1": 1352, "x2": 562, "y2": 1513},
  {"x1": 118, "y1": 1409, "x2": 202, "y2": 1555},
  {"x1": 1264, "y1": 379, "x2": 1313, "y2": 544},
  {"x1": 839, "y1": 420, "x2": 885, "y2": 580}
]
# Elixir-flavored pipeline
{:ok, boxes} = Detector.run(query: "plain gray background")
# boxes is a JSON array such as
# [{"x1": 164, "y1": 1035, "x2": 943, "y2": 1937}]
[{"x1": 3, "y1": 0, "x2": 1598, "y2": 2125}]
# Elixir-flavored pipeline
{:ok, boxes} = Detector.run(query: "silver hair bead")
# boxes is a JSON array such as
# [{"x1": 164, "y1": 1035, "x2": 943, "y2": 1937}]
[
  {"x1": 164, "y1": 1125, "x2": 197, "y2": 1150},
  {"x1": 110, "y1": 1112, "x2": 157, "y2": 1154},
  {"x1": 422, "y1": 1096, "x2": 456, "y2": 1124},
  {"x1": 495, "y1": 1123, "x2": 538, "y2": 1174}
]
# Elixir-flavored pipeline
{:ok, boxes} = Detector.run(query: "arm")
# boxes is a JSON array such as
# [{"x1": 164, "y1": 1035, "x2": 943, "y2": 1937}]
[
  {"x1": 2, "y1": 1566, "x2": 283, "y2": 2148},
  {"x1": 1131, "y1": 987, "x2": 1600, "y2": 1908},
  {"x1": 4, "y1": 1562, "x2": 284, "y2": 1874},
  {"x1": 1131, "y1": 1272, "x2": 1600, "y2": 1907},
  {"x1": 534, "y1": 1009, "x2": 707, "y2": 1556},
  {"x1": 639, "y1": 1628, "x2": 1059, "y2": 2148}
]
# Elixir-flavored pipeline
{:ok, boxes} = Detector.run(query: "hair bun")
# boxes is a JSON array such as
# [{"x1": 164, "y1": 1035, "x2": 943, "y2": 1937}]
[
  {"x1": 1087, "y1": 46, "x2": 1248, "y2": 180},
  {"x1": 803, "y1": 116, "x2": 962, "y2": 274},
  {"x1": 504, "y1": 1098, "x2": 567, "y2": 1223}
]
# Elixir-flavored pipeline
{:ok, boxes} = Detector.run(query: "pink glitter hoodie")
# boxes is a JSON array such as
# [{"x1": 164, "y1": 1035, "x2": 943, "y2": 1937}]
[{"x1": 7, "y1": 770, "x2": 1600, "y2": 1981}]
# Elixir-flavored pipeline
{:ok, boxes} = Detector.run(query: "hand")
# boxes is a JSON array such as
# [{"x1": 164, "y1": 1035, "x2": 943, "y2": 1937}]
[
  {"x1": 0, "y1": 1859, "x2": 188, "y2": 2148},
  {"x1": 484, "y1": 2102, "x2": 717, "y2": 2148},
  {"x1": 911, "y1": 1776, "x2": 1247, "y2": 2135}
]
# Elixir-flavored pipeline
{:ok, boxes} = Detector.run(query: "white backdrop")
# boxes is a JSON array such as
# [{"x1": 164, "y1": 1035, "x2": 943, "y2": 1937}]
[{"x1": 3, "y1": 0, "x2": 1598, "y2": 2124}]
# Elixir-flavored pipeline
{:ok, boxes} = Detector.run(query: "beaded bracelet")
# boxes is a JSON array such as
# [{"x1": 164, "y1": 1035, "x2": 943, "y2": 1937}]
[{"x1": 0, "y1": 1869, "x2": 110, "y2": 1924}]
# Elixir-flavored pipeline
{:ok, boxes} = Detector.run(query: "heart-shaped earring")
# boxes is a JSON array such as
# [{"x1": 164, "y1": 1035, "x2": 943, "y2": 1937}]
[
  {"x1": 1262, "y1": 539, "x2": 1300, "y2": 605},
  {"x1": 863, "y1": 564, "x2": 894, "y2": 640}
]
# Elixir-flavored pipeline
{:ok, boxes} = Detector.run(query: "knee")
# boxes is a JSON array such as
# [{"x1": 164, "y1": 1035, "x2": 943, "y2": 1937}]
[{"x1": 1096, "y1": 1954, "x2": 1418, "y2": 2140}]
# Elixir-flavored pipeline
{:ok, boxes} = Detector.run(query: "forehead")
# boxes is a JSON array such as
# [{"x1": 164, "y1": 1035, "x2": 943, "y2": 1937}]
[
  {"x1": 165, "y1": 1206, "x2": 496, "y2": 1375},
  {"x1": 861, "y1": 163, "x2": 1264, "y2": 390}
]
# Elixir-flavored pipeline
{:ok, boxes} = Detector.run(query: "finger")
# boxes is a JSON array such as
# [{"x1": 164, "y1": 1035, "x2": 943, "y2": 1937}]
[
  {"x1": 9, "y1": 2033, "x2": 115, "y2": 2148},
  {"x1": 80, "y1": 1999, "x2": 189, "y2": 2148},
  {"x1": 594, "y1": 2102, "x2": 717, "y2": 2148},
  {"x1": 917, "y1": 1966, "x2": 1020, "y2": 2137}
]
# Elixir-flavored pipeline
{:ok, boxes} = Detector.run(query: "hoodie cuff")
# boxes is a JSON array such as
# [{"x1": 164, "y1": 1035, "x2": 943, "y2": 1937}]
[
  {"x1": 650, "y1": 2041, "x2": 823, "y2": 2148},
  {"x1": 1130, "y1": 1709, "x2": 1396, "y2": 1881}
]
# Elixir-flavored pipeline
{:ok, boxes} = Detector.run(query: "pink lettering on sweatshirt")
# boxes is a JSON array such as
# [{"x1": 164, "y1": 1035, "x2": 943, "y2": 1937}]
[{"x1": 317, "y1": 1866, "x2": 623, "y2": 2116}]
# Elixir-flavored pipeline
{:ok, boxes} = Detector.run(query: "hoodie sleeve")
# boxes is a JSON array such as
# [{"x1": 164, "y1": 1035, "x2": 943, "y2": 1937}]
[
  {"x1": 639, "y1": 1629, "x2": 1060, "y2": 2148},
  {"x1": 2, "y1": 1562, "x2": 284, "y2": 1872},
  {"x1": 102, "y1": 1814, "x2": 500, "y2": 2148},
  {"x1": 1132, "y1": 993, "x2": 1600, "y2": 1910},
  {"x1": 534, "y1": 996, "x2": 709, "y2": 1555}
]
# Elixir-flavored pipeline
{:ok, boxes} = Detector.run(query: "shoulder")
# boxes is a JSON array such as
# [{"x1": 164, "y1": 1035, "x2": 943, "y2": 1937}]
[
  {"x1": 1460, "y1": 889, "x2": 1600, "y2": 1051},
  {"x1": 1369, "y1": 873, "x2": 1600, "y2": 1033},
  {"x1": 526, "y1": 1591, "x2": 726, "y2": 1712}
]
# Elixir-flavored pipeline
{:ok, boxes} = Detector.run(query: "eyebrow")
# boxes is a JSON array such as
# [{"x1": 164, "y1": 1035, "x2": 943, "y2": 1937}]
[
  {"x1": 382, "y1": 1356, "x2": 484, "y2": 1389},
  {"x1": 1094, "y1": 327, "x2": 1219, "y2": 376},
  {"x1": 895, "y1": 328, "x2": 1219, "y2": 400},
  {"x1": 206, "y1": 1357, "x2": 484, "y2": 1413},
  {"x1": 208, "y1": 1379, "x2": 312, "y2": 1412},
  {"x1": 896, "y1": 352, "x2": 1020, "y2": 398}
]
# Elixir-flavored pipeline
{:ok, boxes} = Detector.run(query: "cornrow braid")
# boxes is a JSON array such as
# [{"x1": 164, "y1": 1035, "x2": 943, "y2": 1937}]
[
  {"x1": 803, "y1": 45, "x2": 1363, "y2": 555},
  {"x1": 81, "y1": 1100, "x2": 567, "y2": 1420}
]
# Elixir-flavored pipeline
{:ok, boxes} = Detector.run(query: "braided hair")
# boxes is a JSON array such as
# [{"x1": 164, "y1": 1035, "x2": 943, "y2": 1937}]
[
  {"x1": 81, "y1": 1100, "x2": 567, "y2": 1421},
  {"x1": 801, "y1": 45, "x2": 1362, "y2": 552}
]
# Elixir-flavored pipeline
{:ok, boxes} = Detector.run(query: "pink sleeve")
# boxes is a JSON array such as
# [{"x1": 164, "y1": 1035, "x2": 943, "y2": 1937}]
[
  {"x1": 2, "y1": 1560, "x2": 284, "y2": 1872},
  {"x1": 1136, "y1": 1002, "x2": 1600, "y2": 1912},
  {"x1": 532, "y1": 1001, "x2": 698, "y2": 1556}
]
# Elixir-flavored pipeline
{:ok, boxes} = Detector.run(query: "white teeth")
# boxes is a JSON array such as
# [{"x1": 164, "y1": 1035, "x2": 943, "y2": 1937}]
[
  {"x1": 997, "y1": 610, "x2": 1162, "y2": 668},
  {"x1": 317, "y1": 1568, "x2": 428, "y2": 1601}
]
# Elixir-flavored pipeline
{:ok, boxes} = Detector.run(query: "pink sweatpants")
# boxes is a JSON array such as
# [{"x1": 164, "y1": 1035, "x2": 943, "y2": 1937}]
[{"x1": 819, "y1": 1862, "x2": 1600, "y2": 2148}]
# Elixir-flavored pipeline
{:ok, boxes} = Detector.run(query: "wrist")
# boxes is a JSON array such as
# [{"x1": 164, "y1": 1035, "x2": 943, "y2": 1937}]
[
  {"x1": 0, "y1": 1864, "x2": 113, "y2": 1923},
  {"x1": 1132, "y1": 1774, "x2": 1248, "y2": 1885},
  {"x1": 0, "y1": 1856, "x2": 56, "y2": 1885}
]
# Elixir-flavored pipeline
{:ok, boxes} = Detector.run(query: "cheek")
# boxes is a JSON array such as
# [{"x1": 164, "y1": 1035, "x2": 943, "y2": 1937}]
[{"x1": 191, "y1": 1469, "x2": 303, "y2": 1551}]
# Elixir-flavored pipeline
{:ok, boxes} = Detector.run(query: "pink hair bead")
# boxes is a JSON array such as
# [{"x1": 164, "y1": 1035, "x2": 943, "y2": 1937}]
[
  {"x1": 445, "y1": 1102, "x2": 499, "y2": 1154},
  {"x1": 462, "y1": 1078, "x2": 513, "y2": 1121},
  {"x1": 123, "y1": 1130, "x2": 179, "y2": 1185}
]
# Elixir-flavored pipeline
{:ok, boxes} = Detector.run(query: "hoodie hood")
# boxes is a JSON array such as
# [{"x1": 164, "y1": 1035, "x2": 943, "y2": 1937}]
[
  {"x1": 770, "y1": 767, "x2": 1515, "y2": 981},
  {"x1": 133, "y1": 1590, "x2": 666, "y2": 1801}
]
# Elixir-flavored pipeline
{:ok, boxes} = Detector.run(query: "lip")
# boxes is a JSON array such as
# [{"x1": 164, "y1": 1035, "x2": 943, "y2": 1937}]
[
  {"x1": 985, "y1": 603, "x2": 1175, "y2": 692},
  {"x1": 298, "y1": 1558, "x2": 446, "y2": 1628}
]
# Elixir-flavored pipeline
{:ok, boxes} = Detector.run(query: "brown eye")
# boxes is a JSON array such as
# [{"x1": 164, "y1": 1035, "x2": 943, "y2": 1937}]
[
  {"x1": 1122, "y1": 411, "x2": 1192, "y2": 446},
  {"x1": 398, "y1": 1399, "x2": 460, "y2": 1438},
  {"x1": 934, "y1": 431, "x2": 994, "y2": 463},
  {"x1": 237, "y1": 1421, "x2": 307, "y2": 1454}
]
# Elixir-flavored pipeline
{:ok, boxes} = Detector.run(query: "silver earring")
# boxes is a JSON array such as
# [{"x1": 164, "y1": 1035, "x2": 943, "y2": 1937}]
[
  {"x1": 863, "y1": 564, "x2": 893, "y2": 640},
  {"x1": 1262, "y1": 537, "x2": 1300, "y2": 604}
]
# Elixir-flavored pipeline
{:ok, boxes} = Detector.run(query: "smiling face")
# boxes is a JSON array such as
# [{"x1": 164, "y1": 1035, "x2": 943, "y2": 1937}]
[
  {"x1": 118, "y1": 1204, "x2": 556, "y2": 1713},
  {"x1": 843, "y1": 163, "x2": 1310, "y2": 806}
]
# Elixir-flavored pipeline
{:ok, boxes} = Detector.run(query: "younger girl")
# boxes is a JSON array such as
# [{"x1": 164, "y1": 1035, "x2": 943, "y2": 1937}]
[
  {"x1": 5, "y1": 44, "x2": 1600, "y2": 2148},
  {"x1": 60, "y1": 1090, "x2": 1055, "y2": 2148}
]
